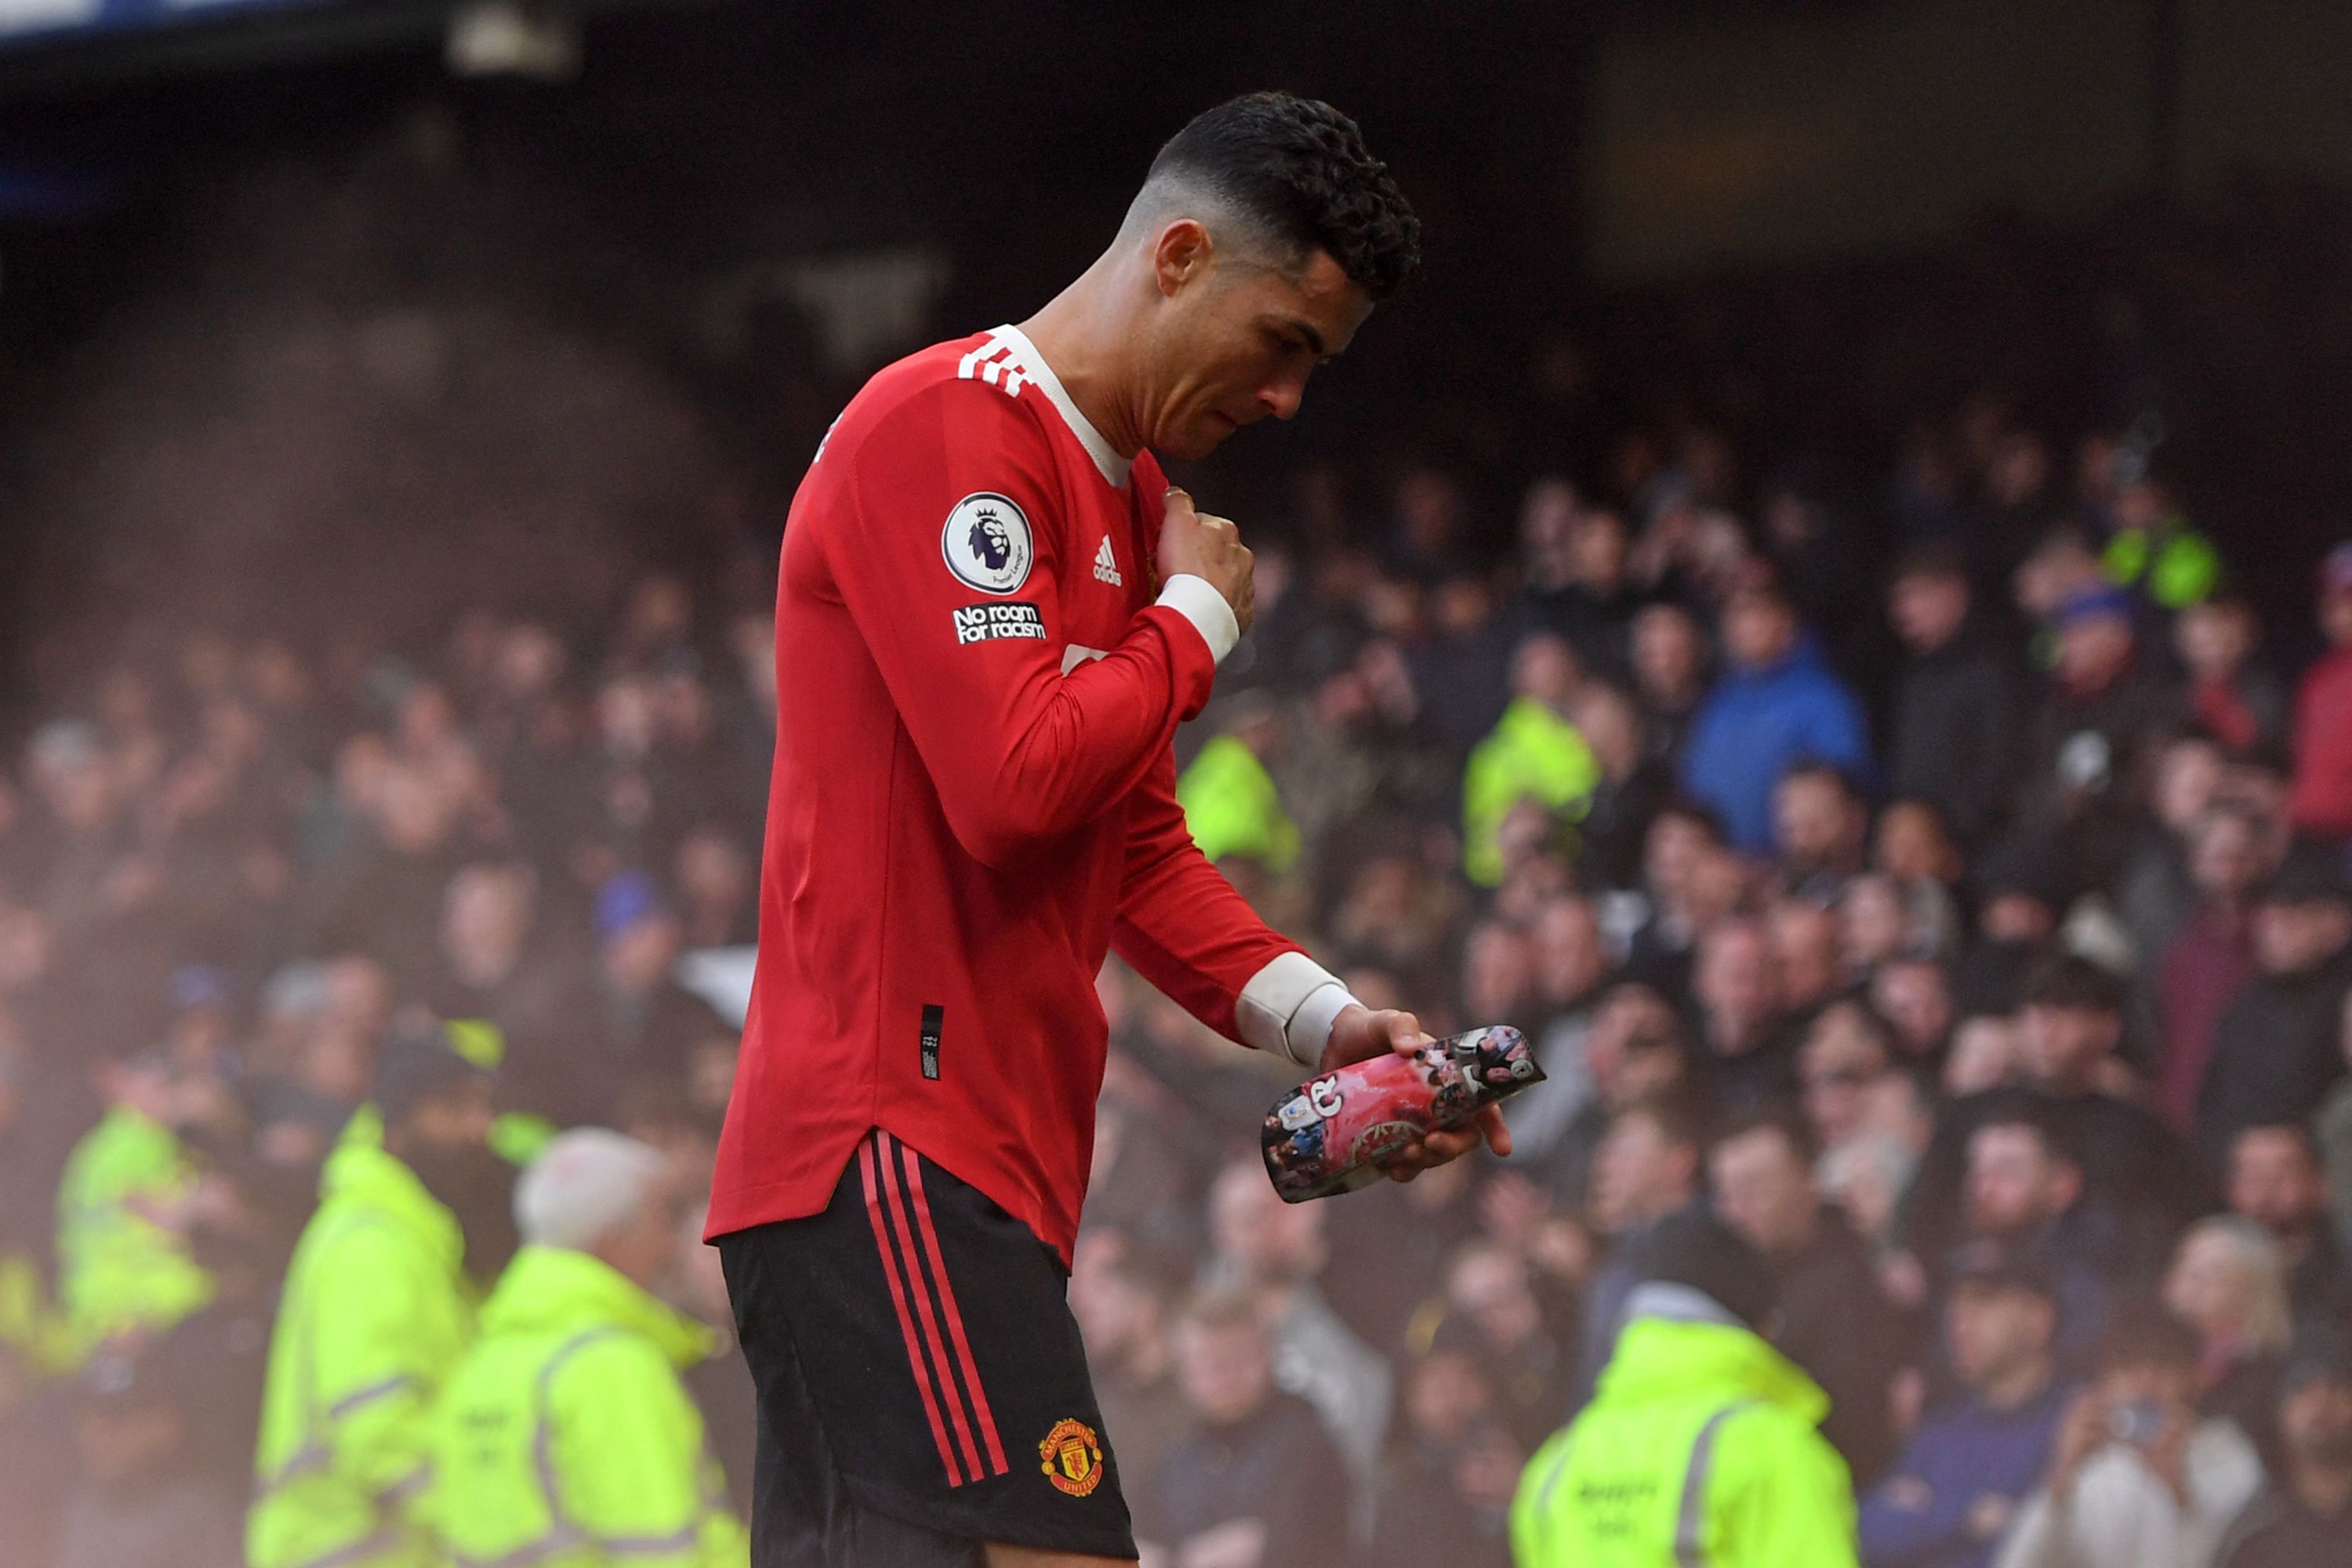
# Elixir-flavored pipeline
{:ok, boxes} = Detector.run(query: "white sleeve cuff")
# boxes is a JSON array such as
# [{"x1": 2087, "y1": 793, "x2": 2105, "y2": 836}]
[
  {"x1": 1236, "y1": 951, "x2": 1359, "y2": 1067},
  {"x1": 1154, "y1": 574, "x2": 1240, "y2": 666}
]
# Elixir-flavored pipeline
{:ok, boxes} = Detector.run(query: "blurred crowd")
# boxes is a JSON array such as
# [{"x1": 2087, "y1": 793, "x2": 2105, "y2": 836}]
[{"x1": 1, "y1": 379, "x2": 2351, "y2": 1567}]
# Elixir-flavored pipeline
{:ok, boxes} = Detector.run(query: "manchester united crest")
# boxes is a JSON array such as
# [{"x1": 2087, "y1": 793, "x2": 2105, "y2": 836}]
[{"x1": 1037, "y1": 1417, "x2": 1104, "y2": 1497}]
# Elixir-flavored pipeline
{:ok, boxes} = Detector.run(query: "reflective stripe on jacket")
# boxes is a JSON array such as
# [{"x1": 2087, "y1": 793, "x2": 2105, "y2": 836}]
[
  {"x1": 425, "y1": 1246, "x2": 746, "y2": 1568},
  {"x1": 247, "y1": 1136, "x2": 475, "y2": 1568},
  {"x1": 1511, "y1": 1289, "x2": 1858, "y2": 1568}
]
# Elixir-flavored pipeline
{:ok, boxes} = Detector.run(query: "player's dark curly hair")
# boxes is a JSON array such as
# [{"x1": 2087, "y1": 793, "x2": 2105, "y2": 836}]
[{"x1": 1147, "y1": 91, "x2": 1422, "y2": 299}]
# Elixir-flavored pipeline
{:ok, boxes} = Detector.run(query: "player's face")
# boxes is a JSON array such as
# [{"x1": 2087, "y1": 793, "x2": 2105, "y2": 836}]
[{"x1": 1150, "y1": 242, "x2": 1373, "y2": 459}]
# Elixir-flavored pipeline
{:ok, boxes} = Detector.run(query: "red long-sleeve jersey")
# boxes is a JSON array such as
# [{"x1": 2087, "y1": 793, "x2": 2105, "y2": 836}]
[{"x1": 708, "y1": 326, "x2": 1349, "y2": 1265}]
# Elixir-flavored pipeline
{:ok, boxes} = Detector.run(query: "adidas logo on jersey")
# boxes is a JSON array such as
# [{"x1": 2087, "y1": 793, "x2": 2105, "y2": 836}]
[{"x1": 1092, "y1": 536, "x2": 1123, "y2": 586}]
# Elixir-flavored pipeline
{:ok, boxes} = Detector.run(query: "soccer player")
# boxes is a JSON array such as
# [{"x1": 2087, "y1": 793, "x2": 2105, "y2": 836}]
[{"x1": 708, "y1": 91, "x2": 1505, "y2": 1568}]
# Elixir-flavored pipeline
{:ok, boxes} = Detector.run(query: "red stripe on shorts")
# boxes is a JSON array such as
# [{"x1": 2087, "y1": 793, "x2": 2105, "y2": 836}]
[
  {"x1": 874, "y1": 1131, "x2": 986, "y2": 1484},
  {"x1": 897, "y1": 1136, "x2": 1010, "y2": 1477},
  {"x1": 858, "y1": 1133, "x2": 967, "y2": 1486}
]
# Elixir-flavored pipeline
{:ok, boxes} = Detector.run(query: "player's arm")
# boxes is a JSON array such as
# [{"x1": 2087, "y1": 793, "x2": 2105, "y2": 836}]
[
  {"x1": 1110, "y1": 744, "x2": 1353, "y2": 1065},
  {"x1": 826, "y1": 383, "x2": 1240, "y2": 868},
  {"x1": 1112, "y1": 748, "x2": 1508, "y2": 1171}
]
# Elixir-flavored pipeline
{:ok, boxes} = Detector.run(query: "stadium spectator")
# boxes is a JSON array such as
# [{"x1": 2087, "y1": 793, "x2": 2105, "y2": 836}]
[
  {"x1": 1776, "y1": 764, "x2": 1870, "y2": 904},
  {"x1": 247, "y1": 1022, "x2": 495, "y2": 1568},
  {"x1": 1709, "y1": 1105, "x2": 1906, "y2": 1483},
  {"x1": 2226, "y1": 1123, "x2": 2352, "y2": 1332},
  {"x1": 1679, "y1": 581, "x2": 1872, "y2": 855},
  {"x1": 2198, "y1": 843, "x2": 2352, "y2": 1163},
  {"x1": 2289, "y1": 545, "x2": 2352, "y2": 840},
  {"x1": 1436, "y1": 1240, "x2": 1571, "y2": 1454},
  {"x1": 1956, "y1": 1110, "x2": 2127, "y2": 1371},
  {"x1": 2017, "y1": 586, "x2": 2183, "y2": 888},
  {"x1": 1902, "y1": 955, "x2": 2206, "y2": 1279},
  {"x1": 1512, "y1": 1207, "x2": 1858, "y2": 1568},
  {"x1": 1573, "y1": 1094, "x2": 1707, "y2": 1403},
  {"x1": 1689, "y1": 916, "x2": 1799, "y2": 1115},
  {"x1": 1994, "y1": 1304, "x2": 2262, "y2": 1568},
  {"x1": 2212, "y1": 1336, "x2": 2352, "y2": 1567},
  {"x1": 1886, "y1": 543, "x2": 2019, "y2": 850},
  {"x1": 53, "y1": 1334, "x2": 243, "y2": 1568},
  {"x1": 1134, "y1": 1287, "x2": 1352, "y2": 1568},
  {"x1": 2176, "y1": 593, "x2": 2288, "y2": 757},
  {"x1": 2154, "y1": 805, "x2": 2270, "y2": 1134},
  {"x1": 426, "y1": 1129, "x2": 743, "y2": 1568},
  {"x1": 1370, "y1": 1328, "x2": 1517, "y2": 1568},
  {"x1": 53, "y1": 1042, "x2": 217, "y2": 1352},
  {"x1": 1461, "y1": 633, "x2": 1598, "y2": 887},
  {"x1": 2163, "y1": 1218, "x2": 2296, "y2": 1468},
  {"x1": 1204, "y1": 1157, "x2": 1393, "y2": 1490},
  {"x1": 1629, "y1": 602, "x2": 1708, "y2": 764},
  {"x1": 1069, "y1": 1235, "x2": 1187, "y2": 1497},
  {"x1": 1801, "y1": 999, "x2": 1898, "y2": 1156},
  {"x1": 1859, "y1": 1247, "x2": 2070, "y2": 1568}
]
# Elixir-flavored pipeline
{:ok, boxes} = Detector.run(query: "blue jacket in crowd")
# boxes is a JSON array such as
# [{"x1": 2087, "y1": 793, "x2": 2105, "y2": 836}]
[
  {"x1": 1679, "y1": 635, "x2": 1872, "y2": 853},
  {"x1": 1856, "y1": 1380, "x2": 2071, "y2": 1568}
]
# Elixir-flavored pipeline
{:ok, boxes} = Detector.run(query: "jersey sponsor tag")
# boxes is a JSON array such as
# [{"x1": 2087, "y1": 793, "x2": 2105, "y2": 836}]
[
  {"x1": 953, "y1": 602, "x2": 1047, "y2": 644},
  {"x1": 942, "y1": 492, "x2": 1034, "y2": 595}
]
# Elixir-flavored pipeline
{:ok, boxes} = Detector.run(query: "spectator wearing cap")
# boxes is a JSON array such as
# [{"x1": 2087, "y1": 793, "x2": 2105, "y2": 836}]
[
  {"x1": 2212, "y1": 1335, "x2": 2352, "y2": 1567},
  {"x1": 248, "y1": 1022, "x2": 495, "y2": 1568},
  {"x1": 586, "y1": 871, "x2": 731, "y2": 1120},
  {"x1": 2018, "y1": 585, "x2": 2185, "y2": 889},
  {"x1": 2288, "y1": 543, "x2": 2352, "y2": 840},
  {"x1": 1859, "y1": 1245, "x2": 2071, "y2": 1568},
  {"x1": 2197, "y1": 842, "x2": 2352, "y2": 1163},
  {"x1": 424, "y1": 1129, "x2": 744, "y2": 1568},
  {"x1": 1886, "y1": 543, "x2": 2022, "y2": 851},
  {"x1": 1994, "y1": 1304, "x2": 2262, "y2": 1568},
  {"x1": 1679, "y1": 580, "x2": 1872, "y2": 856},
  {"x1": 53, "y1": 1329, "x2": 245, "y2": 1568},
  {"x1": 1900, "y1": 956, "x2": 2209, "y2": 1308},
  {"x1": 1709, "y1": 1106, "x2": 1907, "y2": 1485},
  {"x1": 1512, "y1": 1207, "x2": 1859, "y2": 1568}
]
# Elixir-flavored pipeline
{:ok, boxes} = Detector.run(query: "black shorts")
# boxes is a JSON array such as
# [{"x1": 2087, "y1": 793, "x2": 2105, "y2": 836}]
[{"x1": 719, "y1": 1128, "x2": 1136, "y2": 1566}]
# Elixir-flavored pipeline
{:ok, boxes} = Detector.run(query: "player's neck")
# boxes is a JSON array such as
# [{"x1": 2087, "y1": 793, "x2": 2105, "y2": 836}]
[{"x1": 1018, "y1": 260, "x2": 1150, "y2": 461}]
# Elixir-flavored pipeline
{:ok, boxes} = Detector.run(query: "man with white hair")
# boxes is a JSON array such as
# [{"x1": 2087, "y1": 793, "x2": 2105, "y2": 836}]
[{"x1": 426, "y1": 1129, "x2": 745, "y2": 1567}]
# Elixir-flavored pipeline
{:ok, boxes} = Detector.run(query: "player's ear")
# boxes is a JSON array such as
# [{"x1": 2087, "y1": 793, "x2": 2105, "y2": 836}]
[{"x1": 1151, "y1": 218, "x2": 1213, "y2": 298}]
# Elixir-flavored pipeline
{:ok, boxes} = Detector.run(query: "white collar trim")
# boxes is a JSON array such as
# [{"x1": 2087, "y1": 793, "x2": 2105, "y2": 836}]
[{"x1": 983, "y1": 323, "x2": 1131, "y2": 488}]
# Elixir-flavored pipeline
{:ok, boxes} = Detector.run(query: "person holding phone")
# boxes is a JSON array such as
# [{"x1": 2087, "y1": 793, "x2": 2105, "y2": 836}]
[{"x1": 1994, "y1": 1305, "x2": 2262, "y2": 1568}]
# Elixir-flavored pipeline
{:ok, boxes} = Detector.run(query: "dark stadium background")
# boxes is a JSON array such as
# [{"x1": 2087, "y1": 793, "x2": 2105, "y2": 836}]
[{"x1": 0, "y1": 2, "x2": 2347, "y2": 730}]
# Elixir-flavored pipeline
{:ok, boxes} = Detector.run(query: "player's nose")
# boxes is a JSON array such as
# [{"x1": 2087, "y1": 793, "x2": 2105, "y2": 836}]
[{"x1": 1255, "y1": 379, "x2": 1304, "y2": 422}]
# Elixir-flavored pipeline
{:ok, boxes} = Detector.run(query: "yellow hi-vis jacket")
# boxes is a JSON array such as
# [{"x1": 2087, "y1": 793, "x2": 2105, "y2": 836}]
[
  {"x1": 1461, "y1": 696, "x2": 1599, "y2": 887},
  {"x1": 54, "y1": 1103, "x2": 216, "y2": 1352},
  {"x1": 248, "y1": 1137, "x2": 476, "y2": 1568},
  {"x1": 424, "y1": 1245, "x2": 746, "y2": 1568},
  {"x1": 1511, "y1": 1288, "x2": 1857, "y2": 1568}
]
